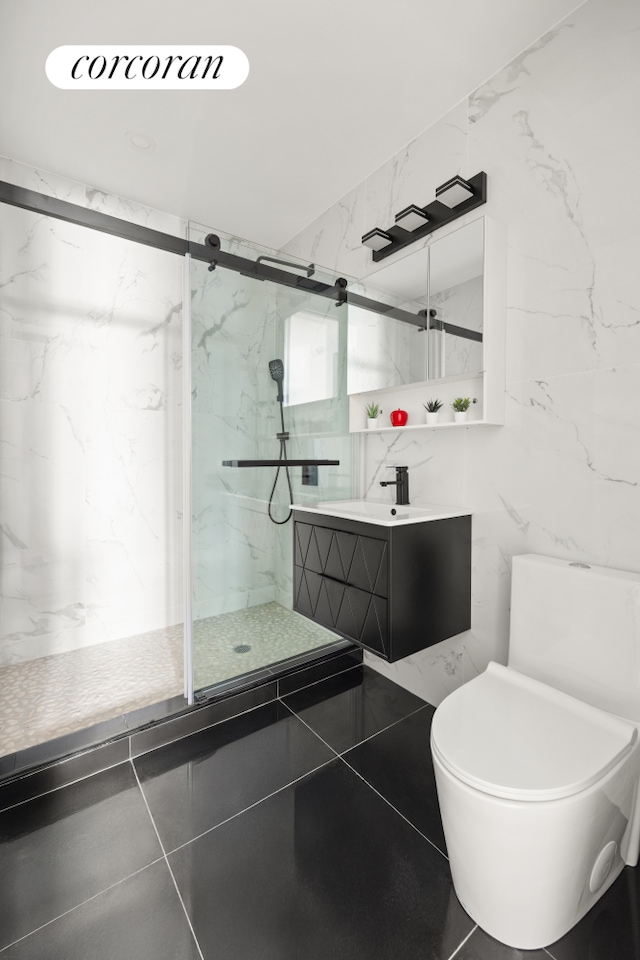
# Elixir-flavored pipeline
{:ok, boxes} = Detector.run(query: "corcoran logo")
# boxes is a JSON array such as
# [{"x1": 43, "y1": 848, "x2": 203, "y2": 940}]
[{"x1": 46, "y1": 45, "x2": 249, "y2": 90}]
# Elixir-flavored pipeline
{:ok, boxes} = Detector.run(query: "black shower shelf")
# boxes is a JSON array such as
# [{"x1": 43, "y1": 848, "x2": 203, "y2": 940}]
[{"x1": 222, "y1": 459, "x2": 340, "y2": 468}]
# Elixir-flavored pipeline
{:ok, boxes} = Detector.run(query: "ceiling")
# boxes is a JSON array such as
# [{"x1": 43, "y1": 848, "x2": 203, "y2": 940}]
[{"x1": 0, "y1": 0, "x2": 583, "y2": 249}]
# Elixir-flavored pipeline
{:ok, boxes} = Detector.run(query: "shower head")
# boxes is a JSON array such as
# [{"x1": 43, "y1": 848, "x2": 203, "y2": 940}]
[
  {"x1": 269, "y1": 359, "x2": 285, "y2": 401},
  {"x1": 269, "y1": 359, "x2": 284, "y2": 384}
]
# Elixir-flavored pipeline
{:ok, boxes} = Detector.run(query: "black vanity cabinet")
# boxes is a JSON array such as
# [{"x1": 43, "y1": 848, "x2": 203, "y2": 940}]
[{"x1": 292, "y1": 510, "x2": 471, "y2": 662}]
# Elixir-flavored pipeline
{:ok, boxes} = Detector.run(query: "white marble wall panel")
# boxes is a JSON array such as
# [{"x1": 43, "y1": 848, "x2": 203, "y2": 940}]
[
  {"x1": 0, "y1": 157, "x2": 184, "y2": 237},
  {"x1": 271, "y1": 282, "x2": 355, "y2": 608},
  {"x1": 190, "y1": 249, "x2": 279, "y2": 624},
  {"x1": 0, "y1": 186, "x2": 184, "y2": 666},
  {"x1": 283, "y1": 100, "x2": 468, "y2": 279},
  {"x1": 283, "y1": 0, "x2": 640, "y2": 706}
]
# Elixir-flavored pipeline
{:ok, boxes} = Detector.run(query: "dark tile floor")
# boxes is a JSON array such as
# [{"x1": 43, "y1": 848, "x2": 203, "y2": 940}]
[{"x1": 1, "y1": 664, "x2": 639, "y2": 959}]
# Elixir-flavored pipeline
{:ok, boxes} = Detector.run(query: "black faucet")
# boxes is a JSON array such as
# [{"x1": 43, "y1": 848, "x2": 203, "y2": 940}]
[{"x1": 380, "y1": 465, "x2": 410, "y2": 505}]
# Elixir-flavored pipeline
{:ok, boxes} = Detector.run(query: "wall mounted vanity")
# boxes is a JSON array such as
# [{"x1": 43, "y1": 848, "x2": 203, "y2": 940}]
[{"x1": 291, "y1": 501, "x2": 471, "y2": 661}]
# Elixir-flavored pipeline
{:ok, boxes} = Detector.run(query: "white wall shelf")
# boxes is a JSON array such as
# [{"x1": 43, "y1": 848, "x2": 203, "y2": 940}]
[{"x1": 352, "y1": 419, "x2": 502, "y2": 434}]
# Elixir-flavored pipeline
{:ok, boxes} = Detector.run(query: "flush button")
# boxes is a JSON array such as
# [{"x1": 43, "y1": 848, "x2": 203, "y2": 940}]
[{"x1": 589, "y1": 841, "x2": 617, "y2": 893}]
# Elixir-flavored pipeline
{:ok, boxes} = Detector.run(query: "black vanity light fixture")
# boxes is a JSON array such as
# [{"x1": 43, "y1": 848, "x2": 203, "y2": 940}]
[
  {"x1": 435, "y1": 175, "x2": 475, "y2": 208},
  {"x1": 394, "y1": 204, "x2": 430, "y2": 232},
  {"x1": 362, "y1": 171, "x2": 487, "y2": 262},
  {"x1": 361, "y1": 227, "x2": 394, "y2": 252}
]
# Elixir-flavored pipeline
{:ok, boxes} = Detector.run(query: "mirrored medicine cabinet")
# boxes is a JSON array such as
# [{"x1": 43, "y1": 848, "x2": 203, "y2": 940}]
[{"x1": 347, "y1": 215, "x2": 506, "y2": 432}]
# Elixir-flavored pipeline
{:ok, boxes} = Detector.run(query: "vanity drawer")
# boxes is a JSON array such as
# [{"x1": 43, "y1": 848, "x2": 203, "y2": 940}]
[
  {"x1": 293, "y1": 566, "x2": 389, "y2": 658},
  {"x1": 294, "y1": 521, "x2": 388, "y2": 598}
]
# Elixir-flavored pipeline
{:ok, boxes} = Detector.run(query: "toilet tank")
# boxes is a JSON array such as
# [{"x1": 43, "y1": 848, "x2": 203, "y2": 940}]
[{"x1": 508, "y1": 554, "x2": 640, "y2": 722}]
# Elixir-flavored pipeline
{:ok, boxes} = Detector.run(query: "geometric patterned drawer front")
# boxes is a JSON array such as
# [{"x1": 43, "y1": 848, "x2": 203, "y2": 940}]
[
  {"x1": 294, "y1": 510, "x2": 472, "y2": 664},
  {"x1": 294, "y1": 565, "x2": 389, "y2": 658},
  {"x1": 294, "y1": 522, "x2": 388, "y2": 598}
]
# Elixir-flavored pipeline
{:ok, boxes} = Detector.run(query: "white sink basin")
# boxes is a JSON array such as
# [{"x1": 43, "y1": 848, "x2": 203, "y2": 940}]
[{"x1": 291, "y1": 499, "x2": 471, "y2": 527}]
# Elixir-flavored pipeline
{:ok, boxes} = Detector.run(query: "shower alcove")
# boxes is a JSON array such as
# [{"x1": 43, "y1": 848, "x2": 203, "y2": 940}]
[{"x1": 0, "y1": 177, "x2": 355, "y2": 770}]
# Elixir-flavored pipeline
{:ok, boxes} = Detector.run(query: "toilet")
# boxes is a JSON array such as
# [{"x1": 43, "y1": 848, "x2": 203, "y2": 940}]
[{"x1": 430, "y1": 554, "x2": 640, "y2": 950}]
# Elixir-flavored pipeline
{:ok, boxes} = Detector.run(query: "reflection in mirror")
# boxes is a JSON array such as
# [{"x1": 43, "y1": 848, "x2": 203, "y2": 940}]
[
  {"x1": 429, "y1": 217, "x2": 484, "y2": 379},
  {"x1": 347, "y1": 245, "x2": 429, "y2": 395},
  {"x1": 347, "y1": 217, "x2": 484, "y2": 394},
  {"x1": 284, "y1": 310, "x2": 339, "y2": 405}
]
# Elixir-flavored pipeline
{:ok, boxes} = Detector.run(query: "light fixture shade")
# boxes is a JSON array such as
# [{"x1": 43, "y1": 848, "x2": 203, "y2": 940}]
[
  {"x1": 394, "y1": 204, "x2": 429, "y2": 232},
  {"x1": 435, "y1": 175, "x2": 474, "y2": 208},
  {"x1": 362, "y1": 228, "x2": 393, "y2": 251}
]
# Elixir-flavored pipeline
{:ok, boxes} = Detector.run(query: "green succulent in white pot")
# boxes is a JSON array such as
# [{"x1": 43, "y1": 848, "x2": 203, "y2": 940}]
[
  {"x1": 365, "y1": 402, "x2": 381, "y2": 429},
  {"x1": 423, "y1": 399, "x2": 442, "y2": 425},
  {"x1": 452, "y1": 397, "x2": 471, "y2": 423}
]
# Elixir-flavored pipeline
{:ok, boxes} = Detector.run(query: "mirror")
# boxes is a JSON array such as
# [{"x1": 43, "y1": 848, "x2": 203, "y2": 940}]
[
  {"x1": 347, "y1": 217, "x2": 484, "y2": 394},
  {"x1": 284, "y1": 309, "x2": 339, "y2": 406}
]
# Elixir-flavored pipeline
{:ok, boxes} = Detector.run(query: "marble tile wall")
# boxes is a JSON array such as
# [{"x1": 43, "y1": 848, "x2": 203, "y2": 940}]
[
  {"x1": 0, "y1": 159, "x2": 184, "y2": 665},
  {"x1": 282, "y1": 0, "x2": 640, "y2": 705},
  {"x1": 189, "y1": 231, "x2": 354, "y2": 629},
  {"x1": 271, "y1": 282, "x2": 355, "y2": 608},
  {"x1": 189, "y1": 242, "x2": 279, "y2": 621}
]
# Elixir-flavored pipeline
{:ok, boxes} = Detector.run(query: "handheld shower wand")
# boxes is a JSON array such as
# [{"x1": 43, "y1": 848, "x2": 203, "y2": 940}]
[
  {"x1": 268, "y1": 359, "x2": 285, "y2": 403},
  {"x1": 267, "y1": 359, "x2": 293, "y2": 524}
]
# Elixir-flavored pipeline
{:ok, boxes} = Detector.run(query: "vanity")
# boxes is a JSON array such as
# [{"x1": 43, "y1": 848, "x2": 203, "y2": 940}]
[{"x1": 292, "y1": 501, "x2": 471, "y2": 661}]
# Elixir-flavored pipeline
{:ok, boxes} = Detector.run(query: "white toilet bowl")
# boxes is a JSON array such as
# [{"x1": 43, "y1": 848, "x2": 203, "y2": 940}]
[{"x1": 431, "y1": 662, "x2": 640, "y2": 949}]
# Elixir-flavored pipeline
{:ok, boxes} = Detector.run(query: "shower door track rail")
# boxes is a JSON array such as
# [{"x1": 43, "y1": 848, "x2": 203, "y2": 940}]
[
  {"x1": 0, "y1": 179, "x2": 467, "y2": 332},
  {"x1": 0, "y1": 179, "x2": 347, "y2": 303}
]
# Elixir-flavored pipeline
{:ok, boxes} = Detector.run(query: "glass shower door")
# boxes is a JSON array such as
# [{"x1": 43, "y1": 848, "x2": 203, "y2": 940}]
[{"x1": 188, "y1": 224, "x2": 354, "y2": 696}]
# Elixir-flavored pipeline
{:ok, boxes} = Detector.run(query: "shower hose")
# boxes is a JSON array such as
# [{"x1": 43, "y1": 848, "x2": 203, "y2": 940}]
[{"x1": 268, "y1": 396, "x2": 293, "y2": 525}]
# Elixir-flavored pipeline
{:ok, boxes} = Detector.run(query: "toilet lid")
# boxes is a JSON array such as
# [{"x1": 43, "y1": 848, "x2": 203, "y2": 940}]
[{"x1": 431, "y1": 662, "x2": 637, "y2": 801}]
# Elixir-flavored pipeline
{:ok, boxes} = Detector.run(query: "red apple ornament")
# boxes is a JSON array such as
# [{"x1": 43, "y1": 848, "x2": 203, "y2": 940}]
[{"x1": 390, "y1": 409, "x2": 408, "y2": 427}]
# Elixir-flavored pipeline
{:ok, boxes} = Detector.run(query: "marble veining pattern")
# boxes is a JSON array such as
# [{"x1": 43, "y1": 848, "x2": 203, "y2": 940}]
[
  {"x1": 190, "y1": 227, "x2": 354, "y2": 625},
  {"x1": 283, "y1": 0, "x2": 640, "y2": 706},
  {"x1": 1, "y1": 180, "x2": 184, "y2": 669}
]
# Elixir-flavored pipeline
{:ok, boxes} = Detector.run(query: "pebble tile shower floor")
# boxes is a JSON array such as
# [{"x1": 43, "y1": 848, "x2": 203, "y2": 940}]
[
  {"x1": 0, "y1": 603, "x2": 337, "y2": 755},
  {"x1": 0, "y1": 666, "x2": 636, "y2": 959}
]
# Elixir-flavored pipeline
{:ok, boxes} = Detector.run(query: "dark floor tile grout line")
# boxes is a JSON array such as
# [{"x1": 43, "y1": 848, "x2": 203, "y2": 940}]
[
  {"x1": 336, "y1": 701, "x2": 433, "y2": 755},
  {"x1": 162, "y1": 756, "x2": 338, "y2": 857},
  {"x1": 0, "y1": 856, "x2": 166, "y2": 955},
  {"x1": 0, "y1": 663, "x2": 358, "y2": 815},
  {"x1": 444, "y1": 925, "x2": 477, "y2": 959},
  {"x1": 278, "y1": 693, "x2": 433, "y2": 762},
  {"x1": 277, "y1": 699, "x2": 342, "y2": 756},
  {"x1": 337, "y1": 754, "x2": 449, "y2": 861},
  {"x1": 544, "y1": 947, "x2": 561, "y2": 959},
  {"x1": 278, "y1": 660, "x2": 362, "y2": 698},
  {"x1": 0, "y1": 660, "x2": 358, "y2": 809},
  {"x1": 0, "y1": 753, "x2": 131, "y2": 817},
  {"x1": 131, "y1": 762, "x2": 206, "y2": 960},
  {"x1": 131, "y1": 694, "x2": 279, "y2": 761}
]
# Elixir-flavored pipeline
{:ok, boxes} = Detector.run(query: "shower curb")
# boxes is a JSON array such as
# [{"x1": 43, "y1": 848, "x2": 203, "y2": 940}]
[{"x1": 0, "y1": 644, "x2": 361, "y2": 812}]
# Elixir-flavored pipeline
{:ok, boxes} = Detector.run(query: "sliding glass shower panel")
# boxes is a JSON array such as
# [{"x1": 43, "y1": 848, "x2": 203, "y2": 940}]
[
  {"x1": 189, "y1": 224, "x2": 354, "y2": 694},
  {"x1": 0, "y1": 202, "x2": 184, "y2": 755}
]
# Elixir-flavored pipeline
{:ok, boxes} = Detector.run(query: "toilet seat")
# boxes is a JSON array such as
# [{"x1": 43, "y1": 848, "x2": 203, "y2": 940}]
[{"x1": 431, "y1": 662, "x2": 637, "y2": 802}]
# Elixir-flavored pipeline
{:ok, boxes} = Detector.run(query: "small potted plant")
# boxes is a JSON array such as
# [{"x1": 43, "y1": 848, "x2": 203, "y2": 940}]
[
  {"x1": 365, "y1": 402, "x2": 381, "y2": 429},
  {"x1": 423, "y1": 399, "x2": 442, "y2": 426},
  {"x1": 452, "y1": 397, "x2": 471, "y2": 423}
]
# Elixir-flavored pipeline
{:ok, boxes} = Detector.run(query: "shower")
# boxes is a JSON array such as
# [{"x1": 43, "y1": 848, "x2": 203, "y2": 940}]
[
  {"x1": 268, "y1": 358, "x2": 285, "y2": 400},
  {"x1": 267, "y1": 358, "x2": 293, "y2": 525}
]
